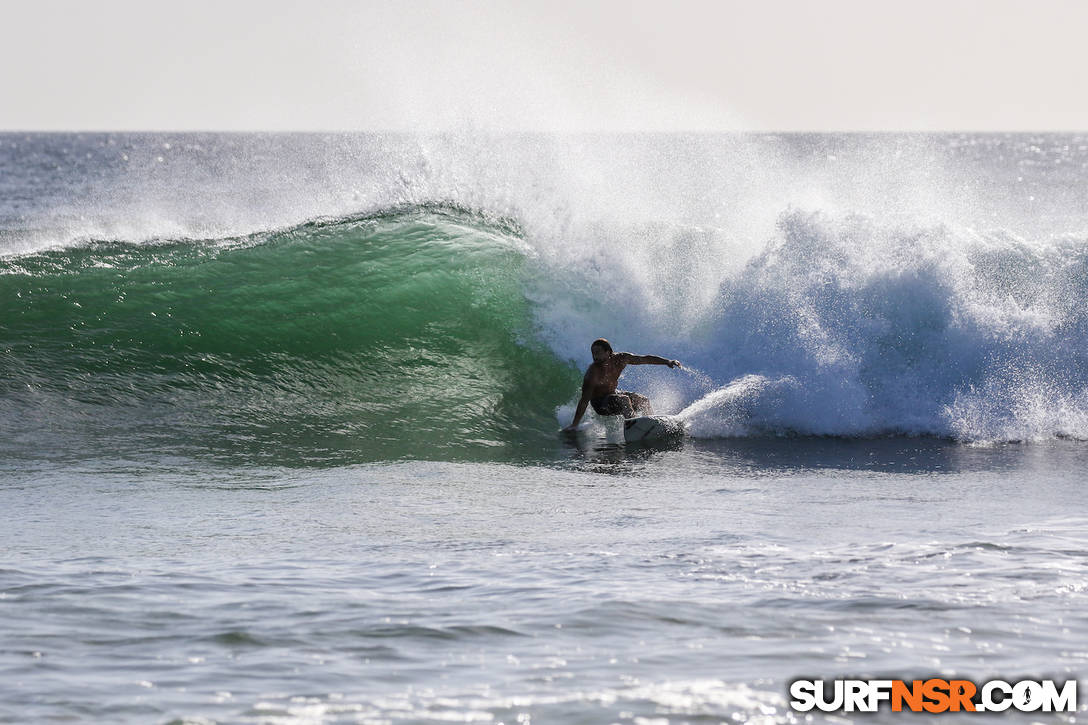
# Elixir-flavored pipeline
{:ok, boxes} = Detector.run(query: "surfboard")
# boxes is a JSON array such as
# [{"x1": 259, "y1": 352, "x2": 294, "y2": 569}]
[{"x1": 623, "y1": 415, "x2": 683, "y2": 443}]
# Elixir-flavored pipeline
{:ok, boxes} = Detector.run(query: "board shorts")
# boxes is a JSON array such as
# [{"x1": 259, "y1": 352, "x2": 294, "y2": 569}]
[{"x1": 591, "y1": 390, "x2": 638, "y2": 417}]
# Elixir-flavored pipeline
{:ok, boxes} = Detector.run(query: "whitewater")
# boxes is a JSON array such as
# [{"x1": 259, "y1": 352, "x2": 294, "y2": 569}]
[{"x1": 2, "y1": 133, "x2": 1087, "y2": 723}]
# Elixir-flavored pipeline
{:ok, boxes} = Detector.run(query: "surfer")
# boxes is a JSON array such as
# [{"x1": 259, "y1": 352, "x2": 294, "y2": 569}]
[{"x1": 564, "y1": 338, "x2": 682, "y2": 431}]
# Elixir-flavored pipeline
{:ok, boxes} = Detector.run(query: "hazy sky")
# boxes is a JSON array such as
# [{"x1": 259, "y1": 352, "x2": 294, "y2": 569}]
[{"x1": 3, "y1": 0, "x2": 1087, "y2": 131}]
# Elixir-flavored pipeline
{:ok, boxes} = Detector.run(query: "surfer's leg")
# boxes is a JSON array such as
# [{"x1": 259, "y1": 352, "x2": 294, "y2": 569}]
[
  {"x1": 625, "y1": 392, "x2": 653, "y2": 416},
  {"x1": 591, "y1": 394, "x2": 634, "y2": 418},
  {"x1": 606, "y1": 394, "x2": 635, "y2": 418}
]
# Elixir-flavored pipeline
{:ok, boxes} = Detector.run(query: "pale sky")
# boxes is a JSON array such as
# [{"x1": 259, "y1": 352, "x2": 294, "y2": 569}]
[{"x1": 2, "y1": 0, "x2": 1087, "y2": 131}]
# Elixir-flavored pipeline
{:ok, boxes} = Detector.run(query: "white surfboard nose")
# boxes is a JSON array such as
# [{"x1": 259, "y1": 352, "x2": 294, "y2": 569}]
[{"x1": 623, "y1": 415, "x2": 683, "y2": 443}]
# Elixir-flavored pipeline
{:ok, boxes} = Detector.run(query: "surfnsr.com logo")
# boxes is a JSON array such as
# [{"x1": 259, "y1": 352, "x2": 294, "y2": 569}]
[{"x1": 789, "y1": 679, "x2": 1078, "y2": 713}]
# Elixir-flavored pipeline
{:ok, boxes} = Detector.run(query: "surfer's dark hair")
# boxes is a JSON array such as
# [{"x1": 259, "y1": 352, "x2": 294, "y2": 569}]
[{"x1": 591, "y1": 338, "x2": 612, "y2": 353}]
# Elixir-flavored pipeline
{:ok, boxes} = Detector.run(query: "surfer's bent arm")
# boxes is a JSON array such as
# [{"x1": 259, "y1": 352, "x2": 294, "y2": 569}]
[
  {"x1": 622, "y1": 353, "x2": 682, "y2": 368},
  {"x1": 566, "y1": 380, "x2": 593, "y2": 430}
]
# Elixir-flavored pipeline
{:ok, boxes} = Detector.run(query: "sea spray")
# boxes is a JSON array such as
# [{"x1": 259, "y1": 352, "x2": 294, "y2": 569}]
[{"x1": 546, "y1": 208, "x2": 1088, "y2": 442}]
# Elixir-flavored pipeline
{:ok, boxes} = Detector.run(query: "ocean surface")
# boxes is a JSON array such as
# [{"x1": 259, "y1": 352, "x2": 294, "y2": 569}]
[{"x1": 1, "y1": 132, "x2": 1087, "y2": 723}]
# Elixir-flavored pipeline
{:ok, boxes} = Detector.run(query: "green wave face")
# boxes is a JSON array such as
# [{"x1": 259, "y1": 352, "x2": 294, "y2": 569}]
[{"x1": 0, "y1": 209, "x2": 578, "y2": 464}]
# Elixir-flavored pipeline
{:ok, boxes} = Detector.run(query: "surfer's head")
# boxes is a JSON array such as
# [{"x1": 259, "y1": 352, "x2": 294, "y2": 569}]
[{"x1": 591, "y1": 338, "x2": 612, "y2": 362}]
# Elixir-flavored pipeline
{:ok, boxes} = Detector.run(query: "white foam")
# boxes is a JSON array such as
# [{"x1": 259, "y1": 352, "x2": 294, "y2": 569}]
[{"x1": 540, "y1": 208, "x2": 1088, "y2": 441}]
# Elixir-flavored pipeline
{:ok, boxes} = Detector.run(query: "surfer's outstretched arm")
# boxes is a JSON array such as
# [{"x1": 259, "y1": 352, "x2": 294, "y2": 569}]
[{"x1": 621, "y1": 353, "x2": 682, "y2": 369}]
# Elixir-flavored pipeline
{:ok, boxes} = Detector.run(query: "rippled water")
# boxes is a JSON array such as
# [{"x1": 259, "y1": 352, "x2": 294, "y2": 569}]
[{"x1": 4, "y1": 440, "x2": 1087, "y2": 723}]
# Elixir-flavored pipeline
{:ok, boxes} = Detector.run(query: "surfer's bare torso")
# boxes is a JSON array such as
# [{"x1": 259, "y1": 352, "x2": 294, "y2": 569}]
[{"x1": 582, "y1": 352, "x2": 635, "y2": 399}]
